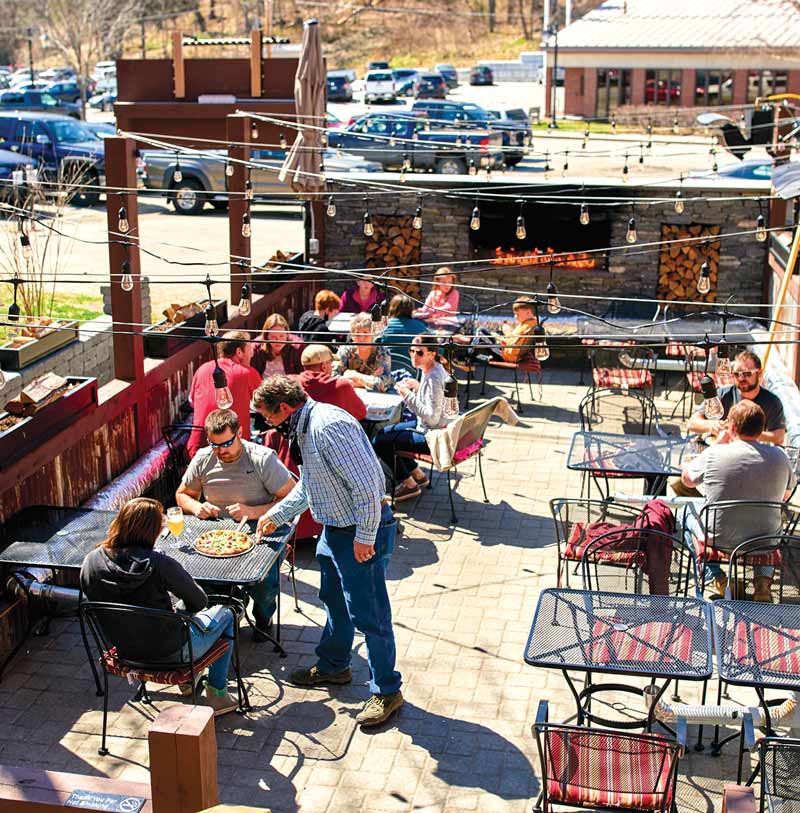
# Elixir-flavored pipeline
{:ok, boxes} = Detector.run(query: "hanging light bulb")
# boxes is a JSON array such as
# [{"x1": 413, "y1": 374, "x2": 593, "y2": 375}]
[
  {"x1": 212, "y1": 363, "x2": 234, "y2": 409},
  {"x1": 583, "y1": 125, "x2": 590, "y2": 139},
  {"x1": 470, "y1": 204, "x2": 481, "y2": 231},
  {"x1": 544, "y1": 150, "x2": 551, "y2": 179},
  {"x1": 241, "y1": 211, "x2": 252, "y2": 238},
  {"x1": 756, "y1": 214, "x2": 767, "y2": 242},
  {"x1": 485, "y1": 167, "x2": 492, "y2": 182},
  {"x1": 320, "y1": 130, "x2": 328, "y2": 147},
  {"x1": 19, "y1": 232, "x2": 32, "y2": 260},
  {"x1": 626, "y1": 217, "x2": 637, "y2": 244},
  {"x1": 580, "y1": 202, "x2": 590, "y2": 226},
  {"x1": 710, "y1": 147, "x2": 718, "y2": 173},
  {"x1": 279, "y1": 133, "x2": 287, "y2": 149},
  {"x1": 117, "y1": 205, "x2": 129, "y2": 233},
  {"x1": 225, "y1": 160, "x2": 234, "y2": 177},
  {"x1": 672, "y1": 116, "x2": 679, "y2": 135},
  {"x1": 455, "y1": 135, "x2": 462, "y2": 147},
  {"x1": 399, "y1": 166, "x2": 407, "y2": 183},
  {"x1": 336, "y1": 147, "x2": 343, "y2": 159},
  {"x1": 700, "y1": 374, "x2": 724, "y2": 419},
  {"x1": 251, "y1": 120, "x2": 259, "y2": 139},
  {"x1": 515, "y1": 200, "x2": 526, "y2": 240},
  {"x1": 412, "y1": 202, "x2": 423, "y2": 230},
  {"x1": 363, "y1": 199, "x2": 374, "y2": 237},
  {"x1": 389, "y1": 134, "x2": 396, "y2": 147},
  {"x1": 581, "y1": 137, "x2": 587, "y2": 150},
  {"x1": 562, "y1": 150, "x2": 569, "y2": 176},
  {"x1": 443, "y1": 373, "x2": 459, "y2": 419},
  {"x1": 239, "y1": 282, "x2": 252, "y2": 317},
  {"x1": 622, "y1": 153, "x2": 629, "y2": 181},
  {"x1": 611, "y1": 116, "x2": 617, "y2": 134},
  {"x1": 244, "y1": 178, "x2": 253, "y2": 201},
  {"x1": 638, "y1": 145, "x2": 644, "y2": 165},
  {"x1": 204, "y1": 304, "x2": 219, "y2": 337},
  {"x1": 716, "y1": 343, "x2": 731, "y2": 375},
  {"x1": 468, "y1": 159, "x2": 477, "y2": 176},
  {"x1": 173, "y1": 155, "x2": 182, "y2": 183},
  {"x1": 533, "y1": 324, "x2": 550, "y2": 361},
  {"x1": 465, "y1": 136, "x2": 472, "y2": 147},
  {"x1": 402, "y1": 153, "x2": 411, "y2": 171},
  {"x1": 546, "y1": 281, "x2": 561, "y2": 315},
  {"x1": 674, "y1": 190, "x2": 685, "y2": 214},
  {"x1": 326, "y1": 196, "x2": 336, "y2": 217},
  {"x1": 696, "y1": 261, "x2": 711, "y2": 295}
]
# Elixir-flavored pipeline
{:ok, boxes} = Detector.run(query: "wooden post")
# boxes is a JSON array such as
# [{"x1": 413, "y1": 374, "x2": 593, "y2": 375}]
[
  {"x1": 250, "y1": 28, "x2": 262, "y2": 98},
  {"x1": 149, "y1": 705, "x2": 218, "y2": 813},
  {"x1": 172, "y1": 31, "x2": 185, "y2": 99},
  {"x1": 226, "y1": 114, "x2": 251, "y2": 307},
  {"x1": 265, "y1": 1, "x2": 273, "y2": 59},
  {"x1": 761, "y1": 223, "x2": 800, "y2": 376}
]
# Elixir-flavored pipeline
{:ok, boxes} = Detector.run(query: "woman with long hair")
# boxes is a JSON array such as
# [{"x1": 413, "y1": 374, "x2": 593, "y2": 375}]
[
  {"x1": 79, "y1": 497, "x2": 238, "y2": 716},
  {"x1": 251, "y1": 313, "x2": 304, "y2": 377},
  {"x1": 332, "y1": 312, "x2": 393, "y2": 392}
]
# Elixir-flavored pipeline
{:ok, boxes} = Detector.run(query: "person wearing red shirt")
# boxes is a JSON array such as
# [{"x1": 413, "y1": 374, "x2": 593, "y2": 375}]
[
  {"x1": 188, "y1": 331, "x2": 261, "y2": 459},
  {"x1": 297, "y1": 344, "x2": 367, "y2": 421}
]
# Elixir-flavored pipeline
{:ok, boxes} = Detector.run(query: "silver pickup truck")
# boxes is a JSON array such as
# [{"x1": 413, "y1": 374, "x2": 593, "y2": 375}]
[{"x1": 139, "y1": 148, "x2": 381, "y2": 215}]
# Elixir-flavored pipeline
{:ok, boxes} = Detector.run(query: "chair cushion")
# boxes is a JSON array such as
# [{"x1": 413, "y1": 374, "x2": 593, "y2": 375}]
[
  {"x1": 397, "y1": 440, "x2": 484, "y2": 466},
  {"x1": 733, "y1": 621, "x2": 800, "y2": 674},
  {"x1": 546, "y1": 728, "x2": 676, "y2": 810},
  {"x1": 101, "y1": 638, "x2": 230, "y2": 685},
  {"x1": 588, "y1": 618, "x2": 693, "y2": 667},
  {"x1": 593, "y1": 368, "x2": 653, "y2": 390},
  {"x1": 564, "y1": 521, "x2": 644, "y2": 565},
  {"x1": 686, "y1": 370, "x2": 735, "y2": 391},
  {"x1": 693, "y1": 536, "x2": 782, "y2": 566}
]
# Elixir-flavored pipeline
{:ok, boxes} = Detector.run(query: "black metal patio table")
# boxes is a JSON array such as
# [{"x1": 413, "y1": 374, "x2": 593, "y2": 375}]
[{"x1": 524, "y1": 588, "x2": 713, "y2": 730}]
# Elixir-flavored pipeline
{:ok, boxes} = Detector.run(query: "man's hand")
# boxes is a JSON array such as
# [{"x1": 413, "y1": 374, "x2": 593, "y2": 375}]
[
  {"x1": 226, "y1": 503, "x2": 255, "y2": 522},
  {"x1": 255, "y1": 513, "x2": 277, "y2": 543},
  {"x1": 715, "y1": 428, "x2": 732, "y2": 445},
  {"x1": 354, "y1": 542, "x2": 375, "y2": 563},
  {"x1": 195, "y1": 501, "x2": 221, "y2": 519}
]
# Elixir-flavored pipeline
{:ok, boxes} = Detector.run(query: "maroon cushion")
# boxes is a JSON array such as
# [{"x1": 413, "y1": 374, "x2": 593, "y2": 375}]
[{"x1": 101, "y1": 638, "x2": 230, "y2": 685}]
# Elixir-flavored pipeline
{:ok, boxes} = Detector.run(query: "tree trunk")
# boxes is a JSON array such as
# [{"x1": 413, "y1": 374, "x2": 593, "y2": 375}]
[
  {"x1": 488, "y1": 0, "x2": 495, "y2": 31},
  {"x1": 518, "y1": 0, "x2": 531, "y2": 38}
]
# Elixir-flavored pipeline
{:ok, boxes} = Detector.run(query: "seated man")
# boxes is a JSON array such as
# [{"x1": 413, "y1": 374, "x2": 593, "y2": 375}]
[
  {"x1": 457, "y1": 296, "x2": 538, "y2": 363},
  {"x1": 681, "y1": 400, "x2": 796, "y2": 600},
  {"x1": 176, "y1": 408, "x2": 295, "y2": 638}
]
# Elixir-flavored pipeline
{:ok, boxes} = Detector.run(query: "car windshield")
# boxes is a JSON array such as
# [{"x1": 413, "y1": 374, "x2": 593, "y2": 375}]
[
  {"x1": 51, "y1": 120, "x2": 100, "y2": 143},
  {"x1": 368, "y1": 73, "x2": 392, "y2": 81},
  {"x1": 422, "y1": 75, "x2": 440, "y2": 81},
  {"x1": 505, "y1": 108, "x2": 527, "y2": 121}
]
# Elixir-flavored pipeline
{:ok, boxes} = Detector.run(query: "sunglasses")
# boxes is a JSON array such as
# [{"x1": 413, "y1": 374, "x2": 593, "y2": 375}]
[
  {"x1": 733, "y1": 371, "x2": 757, "y2": 378},
  {"x1": 209, "y1": 436, "x2": 237, "y2": 449},
  {"x1": 409, "y1": 348, "x2": 427, "y2": 357}
]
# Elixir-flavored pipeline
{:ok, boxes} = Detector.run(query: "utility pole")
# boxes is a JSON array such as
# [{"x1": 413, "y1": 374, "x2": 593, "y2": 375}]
[{"x1": 26, "y1": 28, "x2": 34, "y2": 81}]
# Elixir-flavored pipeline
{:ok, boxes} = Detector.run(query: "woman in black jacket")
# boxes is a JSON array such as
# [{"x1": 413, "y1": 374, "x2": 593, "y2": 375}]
[{"x1": 80, "y1": 497, "x2": 237, "y2": 716}]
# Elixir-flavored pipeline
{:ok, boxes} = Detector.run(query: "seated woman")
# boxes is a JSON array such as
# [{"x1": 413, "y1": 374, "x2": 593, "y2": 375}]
[
  {"x1": 333, "y1": 312, "x2": 393, "y2": 392},
  {"x1": 373, "y1": 334, "x2": 457, "y2": 503},
  {"x1": 79, "y1": 497, "x2": 238, "y2": 716},
  {"x1": 339, "y1": 276, "x2": 386, "y2": 315},
  {"x1": 376, "y1": 294, "x2": 429, "y2": 373},
  {"x1": 251, "y1": 313, "x2": 304, "y2": 378},
  {"x1": 414, "y1": 267, "x2": 460, "y2": 327},
  {"x1": 296, "y1": 289, "x2": 341, "y2": 343}
]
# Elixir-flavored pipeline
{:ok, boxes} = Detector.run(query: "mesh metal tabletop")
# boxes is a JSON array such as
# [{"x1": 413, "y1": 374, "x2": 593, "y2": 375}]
[
  {"x1": 525, "y1": 588, "x2": 713, "y2": 679},
  {"x1": 0, "y1": 506, "x2": 291, "y2": 586},
  {"x1": 577, "y1": 317, "x2": 668, "y2": 344},
  {"x1": 666, "y1": 317, "x2": 756, "y2": 346},
  {"x1": 714, "y1": 600, "x2": 800, "y2": 689},
  {"x1": 567, "y1": 431, "x2": 689, "y2": 478}
]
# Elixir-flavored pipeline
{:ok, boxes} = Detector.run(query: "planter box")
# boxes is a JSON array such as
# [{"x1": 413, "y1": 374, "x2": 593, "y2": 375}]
[
  {"x1": 0, "y1": 321, "x2": 78, "y2": 371},
  {"x1": 0, "y1": 376, "x2": 98, "y2": 470},
  {"x1": 143, "y1": 299, "x2": 228, "y2": 359},
  {"x1": 251, "y1": 252, "x2": 303, "y2": 294}
]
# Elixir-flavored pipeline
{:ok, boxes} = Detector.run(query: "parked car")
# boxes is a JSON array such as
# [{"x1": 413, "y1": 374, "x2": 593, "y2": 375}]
[
  {"x1": 84, "y1": 121, "x2": 116, "y2": 139},
  {"x1": 485, "y1": 107, "x2": 533, "y2": 162},
  {"x1": 364, "y1": 70, "x2": 396, "y2": 103},
  {"x1": 326, "y1": 71, "x2": 353, "y2": 102},
  {"x1": 411, "y1": 99, "x2": 525, "y2": 165},
  {"x1": 88, "y1": 89, "x2": 116, "y2": 111},
  {"x1": 44, "y1": 81, "x2": 81, "y2": 103},
  {"x1": 469, "y1": 65, "x2": 493, "y2": 86},
  {"x1": 392, "y1": 68, "x2": 419, "y2": 97},
  {"x1": 327, "y1": 111, "x2": 504, "y2": 174},
  {"x1": 0, "y1": 148, "x2": 36, "y2": 197},
  {"x1": 688, "y1": 159, "x2": 773, "y2": 181},
  {"x1": 139, "y1": 148, "x2": 380, "y2": 215},
  {"x1": 0, "y1": 90, "x2": 80, "y2": 118},
  {"x1": 39, "y1": 66, "x2": 75, "y2": 82},
  {"x1": 366, "y1": 60, "x2": 390, "y2": 71},
  {"x1": 434, "y1": 63, "x2": 458, "y2": 89},
  {"x1": 0, "y1": 112, "x2": 105, "y2": 205},
  {"x1": 414, "y1": 73, "x2": 447, "y2": 99},
  {"x1": 91, "y1": 61, "x2": 116, "y2": 83}
]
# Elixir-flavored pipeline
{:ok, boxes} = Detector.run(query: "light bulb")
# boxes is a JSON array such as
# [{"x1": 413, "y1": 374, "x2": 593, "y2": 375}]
[
  {"x1": 8, "y1": 302, "x2": 20, "y2": 323},
  {"x1": 485, "y1": 167, "x2": 492, "y2": 182},
  {"x1": 363, "y1": 212, "x2": 374, "y2": 237},
  {"x1": 173, "y1": 160, "x2": 182, "y2": 183},
  {"x1": 117, "y1": 206, "x2": 129, "y2": 233},
  {"x1": 251, "y1": 121, "x2": 259, "y2": 139},
  {"x1": 465, "y1": 137, "x2": 472, "y2": 147},
  {"x1": 716, "y1": 349, "x2": 731, "y2": 375},
  {"x1": 626, "y1": 218, "x2": 637, "y2": 244},
  {"x1": 622, "y1": 160, "x2": 629, "y2": 181},
  {"x1": 579, "y1": 203, "x2": 590, "y2": 226},
  {"x1": 697, "y1": 262, "x2": 711, "y2": 294},
  {"x1": 700, "y1": 375, "x2": 724, "y2": 419},
  {"x1": 121, "y1": 259, "x2": 133, "y2": 291},
  {"x1": 412, "y1": 206, "x2": 423, "y2": 230},
  {"x1": 546, "y1": 282, "x2": 561, "y2": 315},
  {"x1": 672, "y1": 117, "x2": 679, "y2": 135},
  {"x1": 455, "y1": 135, "x2": 462, "y2": 147},
  {"x1": 19, "y1": 233, "x2": 32, "y2": 259},
  {"x1": 515, "y1": 216, "x2": 526, "y2": 240},
  {"x1": 402, "y1": 154, "x2": 411, "y2": 171},
  {"x1": 320, "y1": 130, "x2": 328, "y2": 147},
  {"x1": 213, "y1": 378, "x2": 234, "y2": 410},
  {"x1": 239, "y1": 283, "x2": 252, "y2": 316},
  {"x1": 225, "y1": 161, "x2": 234, "y2": 177},
  {"x1": 326, "y1": 196, "x2": 336, "y2": 217},
  {"x1": 280, "y1": 133, "x2": 287, "y2": 149},
  {"x1": 468, "y1": 160, "x2": 477, "y2": 176},
  {"x1": 242, "y1": 212, "x2": 252, "y2": 238},
  {"x1": 674, "y1": 191, "x2": 684, "y2": 214},
  {"x1": 399, "y1": 167, "x2": 407, "y2": 183},
  {"x1": 443, "y1": 375, "x2": 459, "y2": 418},
  {"x1": 756, "y1": 214, "x2": 767, "y2": 242},
  {"x1": 611, "y1": 117, "x2": 617, "y2": 134},
  {"x1": 470, "y1": 206, "x2": 481, "y2": 231},
  {"x1": 389, "y1": 135, "x2": 396, "y2": 147},
  {"x1": 533, "y1": 325, "x2": 550, "y2": 361},
  {"x1": 244, "y1": 179, "x2": 253, "y2": 200},
  {"x1": 204, "y1": 305, "x2": 219, "y2": 337}
]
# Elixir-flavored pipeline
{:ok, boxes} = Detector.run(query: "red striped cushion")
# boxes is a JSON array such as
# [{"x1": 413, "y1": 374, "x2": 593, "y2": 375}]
[
  {"x1": 693, "y1": 536, "x2": 782, "y2": 566},
  {"x1": 588, "y1": 619, "x2": 693, "y2": 667},
  {"x1": 686, "y1": 370, "x2": 735, "y2": 391},
  {"x1": 733, "y1": 621, "x2": 800, "y2": 674},
  {"x1": 593, "y1": 368, "x2": 653, "y2": 390},
  {"x1": 564, "y1": 522, "x2": 645, "y2": 565},
  {"x1": 546, "y1": 729, "x2": 675, "y2": 810},
  {"x1": 101, "y1": 639, "x2": 229, "y2": 684}
]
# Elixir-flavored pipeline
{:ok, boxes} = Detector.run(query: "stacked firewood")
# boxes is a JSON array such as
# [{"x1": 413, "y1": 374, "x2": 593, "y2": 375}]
[
  {"x1": 365, "y1": 215, "x2": 421, "y2": 298},
  {"x1": 657, "y1": 224, "x2": 721, "y2": 303}
]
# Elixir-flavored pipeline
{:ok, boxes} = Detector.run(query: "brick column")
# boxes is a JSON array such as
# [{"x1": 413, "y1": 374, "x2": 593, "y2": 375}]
[
  {"x1": 733, "y1": 69, "x2": 748, "y2": 105},
  {"x1": 631, "y1": 69, "x2": 646, "y2": 105},
  {"x1": 583, "y1": 69, "x2": 598, "y2": 118},
  {"x1": 682, "y1": 69, "x2": 696, "y2": 107}
]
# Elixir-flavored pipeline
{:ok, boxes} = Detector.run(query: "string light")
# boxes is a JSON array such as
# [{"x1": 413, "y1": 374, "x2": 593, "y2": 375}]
[
  {"x1": 470, "y1": 202, "x2": 481, "y2": 231},
  {"x1": 239, "y1": 281, "x2": 252, "y2": 316},
  {"x1": 579, "y1": 201, "x2": 590, "y2": 226},
  {"x1": 326, "y1": 196, "x2": 336, "y2": 217},
  {"x1": 626, "y1": 210, "x2": 638, "y2": 244},
  {"x1": 412, "y1": 195, "x2": 423, "y2": 230},
  {"x1": 756, "y1": 214, "x2": 767, "y2": 242},
  {"x1": 320, "y1": 130, "x2": 328, "y2": 147},
  {"x1": 583, "y1": 125, "x2": 590, "y2": 139},
  {"x1": 544, "y1": 150, "x2": 551, "y2": 180},
  {"x1": 638, "y1": 144, "x2": 644, "y2": 165},
  {"x1": 241, "y1": 211, "x2": 252, "y2": 238},
  {"x1": 363, "y1": 197, "x2": 374, "y2": 237},
  {"x1": 120, "y1": 259, "x2": 133, "y2": 291},
  {"x1": 716, "y1": 342, "x2": 731, "y2": 375},
  {"x1": 173, "y1": 155, "x2": 182, "y2": 183},
  {"x1": 244, "y1": 177, "x2": 253, "y2": 201},
  {"x1": 389, "y1": 134, "x2": 396, "y2": 147},
  {"x1": 455, "y1": 135, "x2": 462, "y2": 147},
  {"x1": 19, "y1": 232, "x2": 32, "y2": 260},
  {"x1": 213, "y1": 360, "x2": 234, "y2": 409},
  {"x1": 279, "y1": 133, "x2": 287, "y2": 150},
  {"x1": 622, "y1": 152, "x2": 629, "y2": 181},
  {"x1": 674, "y1": 175, "x2": 685, "y2": 214},
  {"x1": 697, "y1": 261, "x2": 711, "y2": 295},
  {"x1": 700, "y1": 374, "x2": 724, "y2": 419},
  {"x1": 225, "y1": 161, "x2": 234, "y2": 177},
  {"x1": 468, "y1": 159, "x2": 477, "y2": 176},
  {"x1": 562, "y1": 150, "x2": 569, "y2": 176},
  {"x1": 546, "y1": 264, "x2": 561, "y2": 315},
  {"x1": 402, "y1": 153, "x2": 411, "y2": 171},
  {"x1": 672, "y1": 116, "x2": 679, "y2": 135},
  {"x1": 515, "y1": 199, "x2": 526, "y2": 240},
  {"x1": 711, "y1": 147, "x2": 718, "y2": 173},
  {"x1": 611, "y1": 116, "x2": 617, "y2": 134},
  {"x1": 117, "y1": 205, "x2": 129, "y2": 233},
  {"x1": 485, "y1": 167, "x2": 492, "y2": 182},
  {"x1": 204, "y1": 303, "x2": 220, "y2": 337},
  {"x1": 251, "y1": 120, "x2": 259, "y2": 139},
  {"x1": 533, "y1": 324, "x2": 550, "y2": 361}
]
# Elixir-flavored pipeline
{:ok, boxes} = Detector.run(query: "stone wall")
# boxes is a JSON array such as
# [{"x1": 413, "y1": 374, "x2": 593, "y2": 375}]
[{"x1": 324, "y1": 180, "x2": 767, "y2": 315}]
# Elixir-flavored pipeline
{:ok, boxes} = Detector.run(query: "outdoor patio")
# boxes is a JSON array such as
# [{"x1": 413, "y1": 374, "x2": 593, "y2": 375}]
[{"x1": 0, "y1": 367, "x2": 751, "y2": 813}]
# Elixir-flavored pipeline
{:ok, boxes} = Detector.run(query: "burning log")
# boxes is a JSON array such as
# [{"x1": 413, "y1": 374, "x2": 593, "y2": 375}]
[{"x1": 489, "y1": 246, "x2": 599, "y2": 269}]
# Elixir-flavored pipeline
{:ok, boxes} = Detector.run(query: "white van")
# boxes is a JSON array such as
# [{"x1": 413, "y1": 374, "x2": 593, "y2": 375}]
[{"x1": 364, "y1": 70, "x2": 395, "y2": 103}]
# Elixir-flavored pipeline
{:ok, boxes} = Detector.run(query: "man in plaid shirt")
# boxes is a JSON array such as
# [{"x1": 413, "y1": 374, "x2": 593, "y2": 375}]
[{"x1": 254, "y1": 375, "x2": 403, "y2": 727}]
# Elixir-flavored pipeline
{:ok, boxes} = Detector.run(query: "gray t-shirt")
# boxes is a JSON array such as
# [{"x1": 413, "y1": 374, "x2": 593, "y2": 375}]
[
  {"x1": 183, "y1": 440, "x2": 291, "y2": 516},
  {"x1": 687, "y1": 440, "x2": 796, "y2": 550}
]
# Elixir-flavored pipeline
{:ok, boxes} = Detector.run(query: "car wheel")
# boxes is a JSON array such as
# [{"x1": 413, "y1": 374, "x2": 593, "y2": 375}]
[
  {"x1": 435, "y1": 156, "x2": 467, "y2": 175},
  {"x1": 171, "y1": 179, "x2": 206, "y2": 215}
]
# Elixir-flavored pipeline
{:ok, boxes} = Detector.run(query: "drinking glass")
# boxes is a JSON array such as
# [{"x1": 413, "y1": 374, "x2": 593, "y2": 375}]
[{"x1": 166, "y1": 507, "x2": 184, "y2": 547}]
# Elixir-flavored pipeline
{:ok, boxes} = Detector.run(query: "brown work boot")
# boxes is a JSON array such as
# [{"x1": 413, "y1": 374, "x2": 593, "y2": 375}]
[
  {"x1": 753, "y1": 577, "x2": 774, "y2": 603},
  {"x1": 204, "y1": 686, "x2": 238, "y2": 717},
  {"x1": 290, "y1": 664, "x2": 352, "y2": 687},
  {"x1": 356, "y1": 691, "x2": 404, "y2": 727}
]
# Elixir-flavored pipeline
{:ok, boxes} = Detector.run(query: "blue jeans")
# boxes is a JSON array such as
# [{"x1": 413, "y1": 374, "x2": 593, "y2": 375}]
[
  {"x1": 246, "y1": 550, "x2": 285, "y2": 624},
  {"x1": 314, "y1": 502, "x2": 402, "y2": 695},
  {"x1": 186, "y1": 604, "x2": 235, "y2": 690},
  {"x1": 373, "y1": 419, "x2": 430, "y2": 480}
]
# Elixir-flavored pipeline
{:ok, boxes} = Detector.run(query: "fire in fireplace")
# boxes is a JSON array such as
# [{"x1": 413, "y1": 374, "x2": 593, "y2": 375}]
[{"x1": 489, "y1": 246, "x2": 599, "y2": 269}]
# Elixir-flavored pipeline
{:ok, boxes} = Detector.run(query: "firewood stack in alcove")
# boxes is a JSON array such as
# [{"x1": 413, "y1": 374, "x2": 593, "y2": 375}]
[
  {"x1": 657, "y1": 224, "x2": 721, "y2": 303},
  {"x1": 365, "y1": 215, "x2": 421, "y2": 298}
]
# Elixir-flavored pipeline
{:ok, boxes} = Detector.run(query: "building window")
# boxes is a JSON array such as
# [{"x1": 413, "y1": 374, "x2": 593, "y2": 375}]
[
  {"x1": 695, "y1": 70, "x2": 734, "y2": 106},
  {"x1": 645, "y1": 69, "x2": 681, "y2": 105},
  {"x1": 595, "y1": 69, "x2": 631, "y2": 118},
  {"x1": 747, "y1": 70, "x2": 789, "y2": 102}
]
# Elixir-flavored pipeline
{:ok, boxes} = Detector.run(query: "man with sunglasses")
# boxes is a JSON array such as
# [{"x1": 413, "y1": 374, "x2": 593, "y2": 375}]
[
  {"x1": 176, "y1": 409, "x2": 295, "y2": 640},
  {"x1": 687, "y1": 350, "x2": 785, "y2": 446}
]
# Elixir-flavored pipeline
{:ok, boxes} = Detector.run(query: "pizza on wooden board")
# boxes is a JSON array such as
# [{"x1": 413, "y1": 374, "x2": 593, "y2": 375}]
[{"x1": 194, "y1": 529, "x2": 254, "y2": 557}]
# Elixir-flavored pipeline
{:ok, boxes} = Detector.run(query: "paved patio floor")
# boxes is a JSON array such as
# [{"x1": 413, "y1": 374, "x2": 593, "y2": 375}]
[{"x1": 0, "y1": 369, "x2": 762, "y2": 812}]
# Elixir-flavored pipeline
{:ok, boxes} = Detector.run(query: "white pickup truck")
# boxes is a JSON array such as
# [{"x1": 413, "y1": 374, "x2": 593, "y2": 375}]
[{"x1": 364, "y1": 70, "x2": 396, "y2": 103}]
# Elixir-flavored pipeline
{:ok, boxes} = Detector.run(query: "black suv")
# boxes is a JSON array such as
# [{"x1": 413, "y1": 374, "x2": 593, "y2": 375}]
[{"x1": 326, "y1": 72, "x2": 353, "y2": 102}]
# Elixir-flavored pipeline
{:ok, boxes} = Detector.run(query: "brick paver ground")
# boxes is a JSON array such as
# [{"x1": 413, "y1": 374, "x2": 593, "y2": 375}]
[{"x1": 0, "y1": 368, "x2": 760, "y2": 812}]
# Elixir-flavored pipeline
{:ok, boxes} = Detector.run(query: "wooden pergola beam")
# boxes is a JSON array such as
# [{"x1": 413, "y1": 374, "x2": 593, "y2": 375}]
[
  {"x1": 227, "y1": 114, "x2": 251, "y2": 306},
  {"x1": 172, "y1": 31, "x2": 185, "y2": 99}
]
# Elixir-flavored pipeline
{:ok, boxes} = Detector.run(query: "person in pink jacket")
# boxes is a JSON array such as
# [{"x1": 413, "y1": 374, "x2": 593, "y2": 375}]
[{"x1": 414, "y1": 267, "x2": 460, "y2": 327}]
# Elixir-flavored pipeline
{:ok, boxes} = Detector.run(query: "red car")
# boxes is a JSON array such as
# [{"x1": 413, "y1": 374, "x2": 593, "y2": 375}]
[{"x1": 469, "y1": 65, "x2": 493, "y2": 86}]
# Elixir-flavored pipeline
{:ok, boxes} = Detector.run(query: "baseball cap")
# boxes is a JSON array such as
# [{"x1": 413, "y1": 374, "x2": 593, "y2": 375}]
[{"x1": 301, "y1": 344, "x2": 334, "y2": 366}]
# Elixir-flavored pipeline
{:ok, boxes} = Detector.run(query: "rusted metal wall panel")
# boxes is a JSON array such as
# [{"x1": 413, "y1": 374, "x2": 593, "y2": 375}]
[{"x1": 117, "y1": 59, "x2": 175, "y2": 102}]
